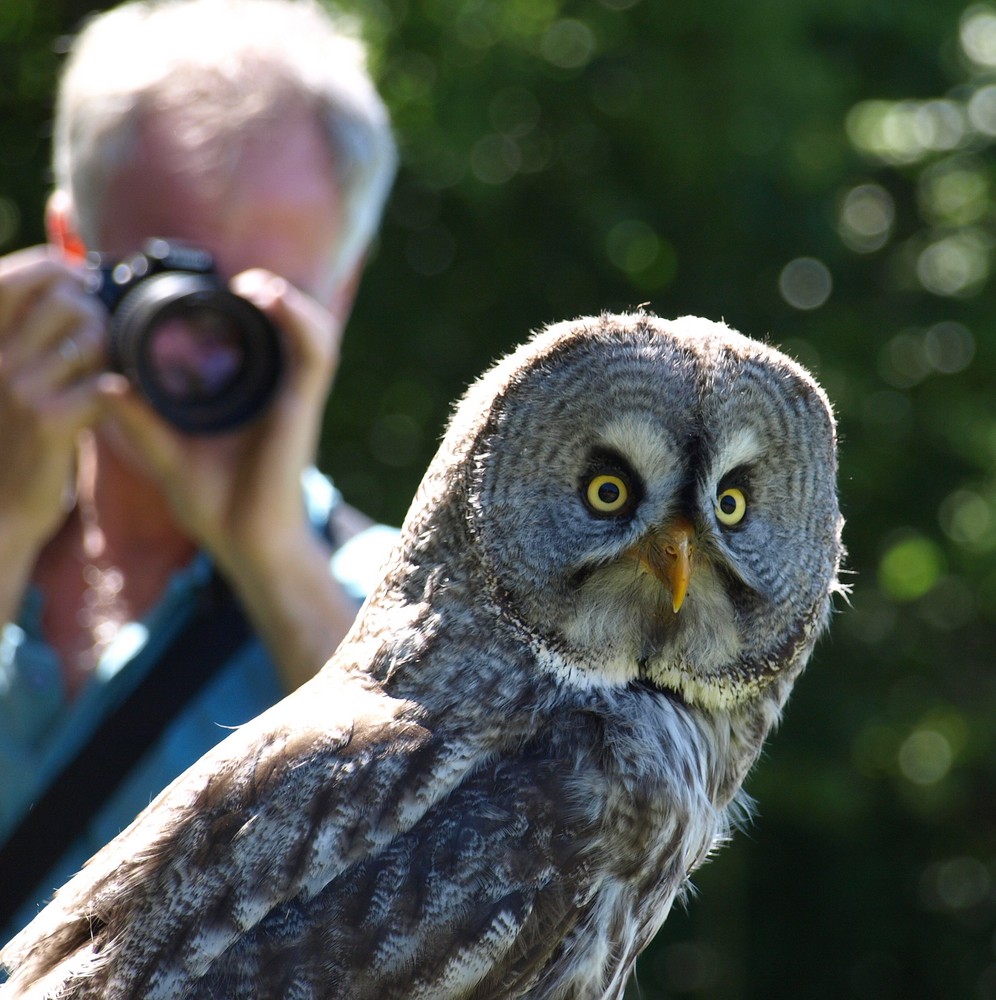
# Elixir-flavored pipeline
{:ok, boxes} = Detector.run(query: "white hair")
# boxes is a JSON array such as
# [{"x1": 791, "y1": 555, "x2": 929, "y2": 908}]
[{"x1": 53, "y1": 0, "x2": 397, "y2": 282}]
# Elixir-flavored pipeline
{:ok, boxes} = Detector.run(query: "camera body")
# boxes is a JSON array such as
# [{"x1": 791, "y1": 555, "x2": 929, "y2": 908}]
[{"x1": 87, "y1": 239, "x2": 284, "y2": 434}]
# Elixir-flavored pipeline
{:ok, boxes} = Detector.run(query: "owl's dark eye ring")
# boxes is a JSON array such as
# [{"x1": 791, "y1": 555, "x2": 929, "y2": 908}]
[
  {"x1": 715, "y1": 487, "x2": 747, "y2": 526},
  {"x1": 584, "y1": 473, "x2": 632, "y2": 516}
]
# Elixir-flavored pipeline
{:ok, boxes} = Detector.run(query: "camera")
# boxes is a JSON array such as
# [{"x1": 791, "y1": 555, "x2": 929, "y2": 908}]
[{"x1": 87, "y1": 239, "x2": 284, "y2": 434}]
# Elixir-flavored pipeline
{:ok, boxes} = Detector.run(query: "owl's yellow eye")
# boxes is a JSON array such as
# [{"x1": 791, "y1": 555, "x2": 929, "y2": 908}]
[
  {"x1": 585, "y1": 474, "x2": 631, "y2": 515},
  {"x1": 715, "y1": 487, "x2": 747, "y2": 526}
]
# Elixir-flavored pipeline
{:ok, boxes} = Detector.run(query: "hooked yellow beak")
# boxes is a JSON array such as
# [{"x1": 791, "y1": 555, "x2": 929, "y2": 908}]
[{"x1": 628, "y1": 516, "x2": 695, "y2": 613}]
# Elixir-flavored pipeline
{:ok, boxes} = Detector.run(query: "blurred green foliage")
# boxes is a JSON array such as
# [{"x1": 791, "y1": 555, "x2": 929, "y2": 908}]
[{"x1": 3, "y1": 0, "x2": 996, "y2": 996}]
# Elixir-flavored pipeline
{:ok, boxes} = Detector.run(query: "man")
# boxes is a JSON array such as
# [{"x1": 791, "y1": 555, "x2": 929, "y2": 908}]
[{"x1": 0, "y1": 0, "x2": 397, "y2": 935}]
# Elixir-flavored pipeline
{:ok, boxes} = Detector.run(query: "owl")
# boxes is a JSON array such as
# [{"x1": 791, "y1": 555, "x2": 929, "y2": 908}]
[{"x1": 1, "y1": 312, "x2": 843, "y2": 999}]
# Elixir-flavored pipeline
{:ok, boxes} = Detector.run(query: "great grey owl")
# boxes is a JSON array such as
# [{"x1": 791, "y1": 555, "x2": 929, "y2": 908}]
[{"x1": 1, "y1": 312, "x2": 843, "y2": 999}]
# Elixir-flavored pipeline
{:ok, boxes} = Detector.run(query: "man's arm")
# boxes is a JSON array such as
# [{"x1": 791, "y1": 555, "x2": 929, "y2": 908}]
[{"x1": 212, "y1": 501, "x2": 378, "y2": 691}]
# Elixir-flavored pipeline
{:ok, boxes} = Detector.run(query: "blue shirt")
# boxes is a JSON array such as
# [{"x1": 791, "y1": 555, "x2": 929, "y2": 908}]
[{"x1": 0, "y1": 469, "x2": 395, "y2": 939}]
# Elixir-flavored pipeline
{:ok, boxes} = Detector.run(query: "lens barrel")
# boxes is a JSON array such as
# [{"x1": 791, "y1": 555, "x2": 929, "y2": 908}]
[{"x1": 91, "y1": 242, "x2": 284, "y2": 434}]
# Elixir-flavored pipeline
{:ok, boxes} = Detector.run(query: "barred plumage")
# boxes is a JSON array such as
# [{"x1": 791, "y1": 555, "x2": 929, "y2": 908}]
[{"x1": 1, "y1": 312, "x2": 843, "y2": 999}]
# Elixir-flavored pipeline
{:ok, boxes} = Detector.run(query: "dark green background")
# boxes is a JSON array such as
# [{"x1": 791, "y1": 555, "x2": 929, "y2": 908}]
[{"x1": 3, "y1": 1, "x2": 995, "y2": 996}]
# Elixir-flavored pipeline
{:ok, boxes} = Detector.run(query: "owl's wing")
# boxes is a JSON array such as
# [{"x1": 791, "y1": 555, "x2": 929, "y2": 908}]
[
  {"x1": 4, "y1": 681, "x2": 618, "y2": 1000},
  {"x1": 186, "y1": 741, "x2": 610, "y2": 1000},
  {"x1": 0, "y1": 673, "x2": 444, "y2": 998}
]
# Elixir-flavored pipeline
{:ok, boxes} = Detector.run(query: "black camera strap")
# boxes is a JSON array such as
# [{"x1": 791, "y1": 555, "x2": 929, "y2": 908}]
[{"x1": 0, "y1": 570, "x2": 252, "y2": 931}]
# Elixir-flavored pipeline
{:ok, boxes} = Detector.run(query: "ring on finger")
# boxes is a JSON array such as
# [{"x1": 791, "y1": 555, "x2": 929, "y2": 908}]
[{"x1": 58, "y1": 336, "x2": 83, "y2": 367}]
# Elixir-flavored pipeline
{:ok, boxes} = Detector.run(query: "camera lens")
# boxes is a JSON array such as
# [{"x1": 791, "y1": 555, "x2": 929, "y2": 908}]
[{"x1": 108, "y1": 272, "x2": 283, "y2": 434}]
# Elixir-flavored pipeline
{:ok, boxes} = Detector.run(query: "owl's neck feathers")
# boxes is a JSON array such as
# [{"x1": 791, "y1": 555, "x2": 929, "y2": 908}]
[
  {"x1": 513, "y1": 610, "x2": 807, "y2": 808},
  {"x1": 362, "y1": 494, "x2": 805, "y2": 829}
]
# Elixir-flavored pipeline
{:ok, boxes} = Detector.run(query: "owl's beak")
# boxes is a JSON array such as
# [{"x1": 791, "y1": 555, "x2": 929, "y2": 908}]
[{"x1": 629, "y1": 516, "x2": 695, "y2": 613}]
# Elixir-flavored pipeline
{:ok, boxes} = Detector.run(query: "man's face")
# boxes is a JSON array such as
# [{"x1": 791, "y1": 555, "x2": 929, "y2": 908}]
[
  {"x1": 96, "y1": 106, "x2": 345, "y2": 309},
  {"x1": 85, "y1": 106, "x2": 347, "y2": 465}
]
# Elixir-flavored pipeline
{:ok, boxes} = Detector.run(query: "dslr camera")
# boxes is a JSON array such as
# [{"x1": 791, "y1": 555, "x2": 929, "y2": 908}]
[{"x1": 87, "y1": 239, "x2": 284, "y2": 434}]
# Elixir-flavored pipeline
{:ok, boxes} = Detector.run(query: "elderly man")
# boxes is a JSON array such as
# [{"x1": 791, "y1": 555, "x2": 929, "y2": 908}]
[{"x1": 0, "y1": 0, "x2": 397, "y2": 935}]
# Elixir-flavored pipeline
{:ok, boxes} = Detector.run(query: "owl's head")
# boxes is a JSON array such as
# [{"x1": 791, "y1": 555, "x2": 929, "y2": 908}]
[{"x1": 419, "y1": 312, "x2": 843, "y2": 712}]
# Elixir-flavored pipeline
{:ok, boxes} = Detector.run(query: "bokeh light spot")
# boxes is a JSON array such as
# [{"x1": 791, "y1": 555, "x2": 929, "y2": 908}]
[
  {"x1": 917, "y1": 100, "x2": 967, "y2": 151},
  {"x1": 898, "y1": 728, "x2": 953, "y2": 785},
  {"x1": 939, "y1": 489, "x2": 993, "y2": 550},
  {"x1": 778, "y1": 257, "x2": 832, "y2": 310},
  {"x1": 846, "y1": 101, "x2": 923, "y2": 164},
  {"x1": 846, "y1": 99, "x2": 966, "y2": 164},
  {"x1": 605, "y1": 220, "x2": 676, "y2": 290},
  {"x1": 878, "y1": 535, "x2": 945, "y2": 601},
  {"x1": 879, "y1": 331, "x2": 934, "y2": 388},
  {"x1": 839, "y1": 184, "x2": 894, "y2": 252},
  {"x1": 918, "y1": 159, "x2": 989, "y2": 227},
  {"x1": 923, "y1": 321, "x2": 975, "y2": 372},
  {"x1": 540, "y1": 19, "x2": 596, "y2": 70},
  {"x1": 606, "y1": 219, "x2": 658, "y2": 272},
  {"x1": 960, "y1": 4, "x2": 996, "y2": 67},
  {"x1": 921, "y1": 857, "x2": 991, "y2": 911},
  {"x1": 878, "y1": 323, "x2": 975, "y2": 387},
  {"x1": 916, "y1": 229, "x2": 990, "y2": 297},
  {"x1": 967, "y1": 82, "x2": 996, "y2": 134},
  {"x1": 470, "y1": 134, "x2": 521, "y2": 184}
]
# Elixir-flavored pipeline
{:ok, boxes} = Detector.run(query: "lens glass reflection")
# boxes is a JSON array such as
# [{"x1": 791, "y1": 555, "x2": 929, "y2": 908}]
[{"x1": 146, "y1": 308, "x2": 244, "y2": 401}]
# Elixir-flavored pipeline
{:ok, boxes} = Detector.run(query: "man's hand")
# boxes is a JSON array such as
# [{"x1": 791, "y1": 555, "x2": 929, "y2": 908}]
[{"x1": 0, "y1": 246, "x2": 109, "y2": 619}]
